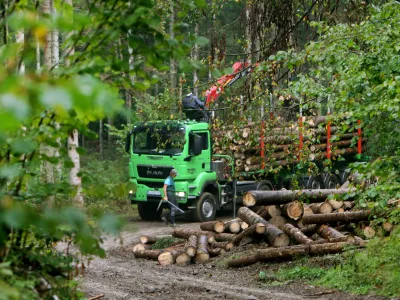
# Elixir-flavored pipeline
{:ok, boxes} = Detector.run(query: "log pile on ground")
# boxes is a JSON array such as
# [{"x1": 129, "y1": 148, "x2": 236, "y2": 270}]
[
  {"x1": 133, "y1": 188, "x2": 395, "y2": 267},
  {"x1": 211, "y1": 115, "x2": 366, "y2": 175}
]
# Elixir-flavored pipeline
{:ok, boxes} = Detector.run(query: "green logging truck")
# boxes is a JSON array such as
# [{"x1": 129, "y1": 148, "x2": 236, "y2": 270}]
[{"x1": 126, "y1": 117, "x2": 365, "y2": 222}]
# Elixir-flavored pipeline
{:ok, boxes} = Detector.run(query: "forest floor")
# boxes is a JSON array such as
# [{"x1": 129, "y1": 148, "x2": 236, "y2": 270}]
[{"x1": 80, "y1": 213, "x2": 386, "y2": 300}]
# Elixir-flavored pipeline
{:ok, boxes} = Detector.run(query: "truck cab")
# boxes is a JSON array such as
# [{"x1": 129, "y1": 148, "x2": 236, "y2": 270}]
[{"x1": 127, "y1": 120, "x2": 219, "y2": 221}]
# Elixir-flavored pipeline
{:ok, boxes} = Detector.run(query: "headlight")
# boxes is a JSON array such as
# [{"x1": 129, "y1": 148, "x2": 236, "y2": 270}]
[
  {"x1": 129, "y1": 190, "x2": 134, "y2": 194},
  {"x1": 176, "y1": 192, "x2": 186, "y2": 197}
]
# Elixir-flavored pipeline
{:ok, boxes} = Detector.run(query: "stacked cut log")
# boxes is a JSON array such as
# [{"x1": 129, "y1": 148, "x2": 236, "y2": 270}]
[
  {"x1": 133, "y1": 188, "x2": 391, "y2": 268},
  {"x1": 226, "y1": 187, "x2": 374, "y2": 267},
  {"x1": 211, "y1": 116, "x2": 365, "y2": 174}
]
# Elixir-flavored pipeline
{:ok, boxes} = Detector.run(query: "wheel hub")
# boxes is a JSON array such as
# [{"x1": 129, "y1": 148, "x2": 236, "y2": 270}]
[{"x1": 202, "y1": 200, "x2": 213, "y2": 218}]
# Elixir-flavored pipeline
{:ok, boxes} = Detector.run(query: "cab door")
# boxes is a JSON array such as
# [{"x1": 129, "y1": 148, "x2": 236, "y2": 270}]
[{"x1": 187, "y1": 131, "x2": 211, "y2": 176}]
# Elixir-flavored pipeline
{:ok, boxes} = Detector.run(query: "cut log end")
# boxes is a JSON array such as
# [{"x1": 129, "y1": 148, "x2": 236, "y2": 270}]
[
  {"x1": 158, "y1": 252, "x2": 174, "y2": 266},
  {"x1": 194, "y1": 252, "x2": 210, "y2": 263},
  {"x1": 176, "y1": 253, "x2": 191, "y2": 266},
  {"x1": 272, "y1": 233, "x2": 290, "y2": 247},
  {"x1": 243, "y1": 193, "x2": 256, "y2": 207}
]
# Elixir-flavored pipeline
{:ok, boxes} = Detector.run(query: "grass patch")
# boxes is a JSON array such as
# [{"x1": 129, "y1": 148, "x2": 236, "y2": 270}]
[{"x1": 151, "y1": 237, "x2": 185, "y2": 249}]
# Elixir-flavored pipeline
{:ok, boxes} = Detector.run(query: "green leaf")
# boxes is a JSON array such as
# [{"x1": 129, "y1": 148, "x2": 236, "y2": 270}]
[{"x1": 195, "y1": 36, "x2": 209, "y2": 46}]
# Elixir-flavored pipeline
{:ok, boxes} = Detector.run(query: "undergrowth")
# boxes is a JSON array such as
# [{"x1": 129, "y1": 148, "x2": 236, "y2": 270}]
[{"x1": 267, "y1": 227, "x2": 400, "y2": 297}]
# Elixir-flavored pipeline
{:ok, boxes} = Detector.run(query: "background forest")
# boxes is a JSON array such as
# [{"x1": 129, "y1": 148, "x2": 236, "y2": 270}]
[{"x1": 0, "y1": 0, "x2": 399, "y2": 298}]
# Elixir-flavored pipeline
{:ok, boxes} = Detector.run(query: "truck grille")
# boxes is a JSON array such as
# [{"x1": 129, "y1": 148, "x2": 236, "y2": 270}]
[
  {"x1": 137, "y1": 181, "x2": 164, "y2": 189},
  {"x1": 137, "y1": 165, "x2": 173, "y2": 179}
]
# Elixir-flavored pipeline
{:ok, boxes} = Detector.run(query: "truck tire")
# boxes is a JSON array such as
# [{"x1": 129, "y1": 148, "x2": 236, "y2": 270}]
[
  {"x1": 324, "y1": 173, "x2": 340, "y2": 189},
  {"x1": 193, "y1": 192, "x2": 217, "y2": 222},
  {"x1": 138, "y1": 202, "x2": 162, "y2": 221},
  {"x1": 306, "y1": 175, "x2": 324, "y2": 189}
]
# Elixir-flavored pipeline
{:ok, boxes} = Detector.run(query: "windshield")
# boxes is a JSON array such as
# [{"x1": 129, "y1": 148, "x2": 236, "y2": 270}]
[{"x1": 133, "y1": 124, "x2": 186, "y2": 156}]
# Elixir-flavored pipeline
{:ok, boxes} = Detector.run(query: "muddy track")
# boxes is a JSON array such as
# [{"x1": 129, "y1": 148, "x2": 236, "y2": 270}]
[{"x1": 81, "y1": 219, "x2": 384, "y2": 300}]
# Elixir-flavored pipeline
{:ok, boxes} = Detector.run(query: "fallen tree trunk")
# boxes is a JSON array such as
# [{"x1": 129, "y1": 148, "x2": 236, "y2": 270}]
[
  {"x1": 194, "y1": 235, "x2": 210, "y2": 263},
  {"x1": 172, "y1": 229, "x2": 215, "y2": 243},
  {"x1": 139, "y1": 235, "x2": 160, "y2": 244},
  {"x1": 224, "y1": 219, "x2": 241, "y2": 233},
  {"x1": 213, "y1": 232, "x2": 236, "y2": 242},
  {"x1": 208, "y1": 248, "x2": 226, "y2": 257},
  {"x1": 210, "y1": 241, "x2": 233, "y2": 251},
  {"x1": 184, "y1": 235, "x2": 198, "y2": 257},
  {"x1": 134, "y1": 249, "x2": 163, "y2": 260},
  {"x1": 317, "y1": 225, "x2": 346, "y2": 240},
  {"x1": 282, "y1": 201, "x2": 304, "y2": 221},
  {"x1": 232, "y1": 223, "x2": 266, "y2": 246},
  {"x1": 200, "y1": 221, "x2": 225, "y2": 233},
  {"x1": 238, "y1": 207, "x2": 290, "y2": 247},
  {"x1": 282, "y1": 224, "x2": 313, "y2": 244},
  {"x1": 302, "y1": 210, "x2": 371, "y2": 225},
  {"x1": 176, "y1": 253, "x2": 191, "y2": 266},
  {"x1": 243, "y1": 189, "x2": 353, "y2": 206},
  {"x1": 158, "y1": 249, "x2": 184, "y2": 266},
  {"x1": 228, "y1": 241, "x2": 365, "y2": 268},
  {"x1": 132, "y1": 243, "x2": 152, "y2": 253}
]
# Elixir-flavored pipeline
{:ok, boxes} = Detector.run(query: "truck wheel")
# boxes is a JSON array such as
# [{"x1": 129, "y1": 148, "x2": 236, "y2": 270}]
[
  {"x1": 138, "y1": 203, "x2": 162, "y2": 221},
  {"x1": 306, "y1": 176, "x2": 324, "y2": 189},
  {"x1": 193, "y1": 192, "x2": 217, "y2": 222},
  {"x1": 324, "y1": 174, "x2": 340, "y2": 189}
]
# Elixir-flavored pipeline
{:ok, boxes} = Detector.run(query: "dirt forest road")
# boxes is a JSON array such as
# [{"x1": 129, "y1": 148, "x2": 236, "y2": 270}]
[{"x1": 81, "y1": 218, "x2": 383, "y2": 300}]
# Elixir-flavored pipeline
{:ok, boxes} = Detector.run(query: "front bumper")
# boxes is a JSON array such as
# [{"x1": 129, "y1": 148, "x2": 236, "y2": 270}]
[{"x1": 129, "y1": 179, "x2": 189, "y2": 203}]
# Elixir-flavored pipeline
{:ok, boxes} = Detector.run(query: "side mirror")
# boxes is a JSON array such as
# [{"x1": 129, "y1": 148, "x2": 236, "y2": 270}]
[
  {"x1": 193, "y1": 134, "x2": 202, "y2": 156},
  {"x1": 125, "y1": 132, "x2": 132, "y2": 153}
]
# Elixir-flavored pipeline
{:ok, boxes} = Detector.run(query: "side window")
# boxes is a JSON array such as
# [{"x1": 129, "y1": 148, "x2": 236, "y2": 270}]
[{"x1": 189, "y1": 132, "x2": 209, "y2": 155}]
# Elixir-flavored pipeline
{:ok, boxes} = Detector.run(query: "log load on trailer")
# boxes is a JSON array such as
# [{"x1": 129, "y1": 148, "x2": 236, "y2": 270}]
[{"x1": 126, "y1": 64, "x2": 367, "y2": 222}]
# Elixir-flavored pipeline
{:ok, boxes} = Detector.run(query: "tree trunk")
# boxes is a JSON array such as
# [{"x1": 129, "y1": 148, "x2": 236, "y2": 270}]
[
  {"x1": 169, "y1": 1, "x2": 176, "y2": 94},
  {"x1": 282, "y1": 224, "x2": 313, "y2": 244},
  {"x1": 158, "y1": 249, "x2": 184, "y2": 266},
  {"x1": 172, "y1": 228, "x2": 215, "y2": 243},
  {"x1": 208, "y1": 248, "x2": 225, "y2": 257},
  {"x1": 268, "y1": 215, "x2": 288, "y2": 230},
  {"x1": 133, "y1": 249, "x2": 163, "y2": 260},
  {"x1": 258, "y1": 205, "x2": 282, "y2": 220},
  {"x1": 194, "y1": 235, "x2": 209, "y2": 263},
  {"x1": 193, "y1": 22, "x2": 199, "y2": 96},
  {"x1": 238, "y1": 207, "x2": 290, "y2": 247},
  {"x1": 132, "y1": 243, "x2": 152, "y2": 252},
  {"x1": 317, "y1": 225, "x2": 346, "y2": 240},
  {"x1": 228, "y1": 242, "x2": 365, "y2": 268},
  {"x1": 16, "y1": 27, "x2": 25, "y2": 73},
  {"x1": 213, "y1": 232, "x2": 236, "y2": 242},
  {"x1": 200, "y1": 221, "x2": 225, "y2": 233},
  {"x1": 68, "y1": 129, "x2": 84, "y2": 205},
  {"x1": 64, "y1": 0, "x2": 83, "y2": 206},
  {"x1": 99, "y1": 119, "x2": 103, "y2": 158},
  {"x1": 176, "y1": 253, "x2": 191, "y2": 265},
  {"x1": 302, "y1": 210, "x2": 371, "y2": 225},
  {"x1": 184, "y1": 235, "x2": 197, "y2": 257},
  {"x1": 243, "y1": 189, "x2": 353, "y2": 206},
  {"x1": 282, "y1": 201, "x2": 304, "y2": 221},
  {"x1": 139, "y1": 235, "x2": 160, "y2": 244},
  {"x1": 209, "y1": 241, "x2": 233, "y2": 251},
  {"x1": 224, "y1": 219, "x2": 241, "y2": 233},
  {"x1": 232, "y1": 223, "x2": 266, "y2": 246}
]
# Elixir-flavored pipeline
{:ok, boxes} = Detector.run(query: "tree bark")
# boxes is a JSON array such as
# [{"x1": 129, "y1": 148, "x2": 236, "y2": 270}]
[
  {"x1": 302, "y1": 210, "x2": 371, "y2": 225},
  {"x1": 184, "y1": 235, "x2": 197, "y2": 257},
  {"x1": 200, "y1": 221, "x2": 225, "y2": 233},
  {"x1": 243, "y1": 189, "x2": 353, "y2": 206},
  {"x1": 228, "y1": 242, "x2": 365, "y2": 268},
  {"x1": 172, "y1": 229, "x2": 215, "y2": 243},
  {"x1": 169, "y1": 1, "x2": 176, "y2": 94},
  {"x1": 133, "y1": 249, "x2": 163, "y2": 260},
  {"x1": 258, "y1": 205, "x2": 282, "y2": 220},
  {"x1": 210, "y1": 241, "x2": 233, "y2": 251},
  {"x1": 194, "y1": 235, "x2": 209, "y2": 263},
  {"x1": 213, "y1": 232, "x2": 236, "y2": 242},
  {"x1": 282, "y1": 224, "x2": 313, "y2": 244},
  {"x1": 238, "y1": 207, "x2": 290, "y2": 247},
  {"x1": 317, "y1": 225, "x2": 346, "y2": 240}
]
